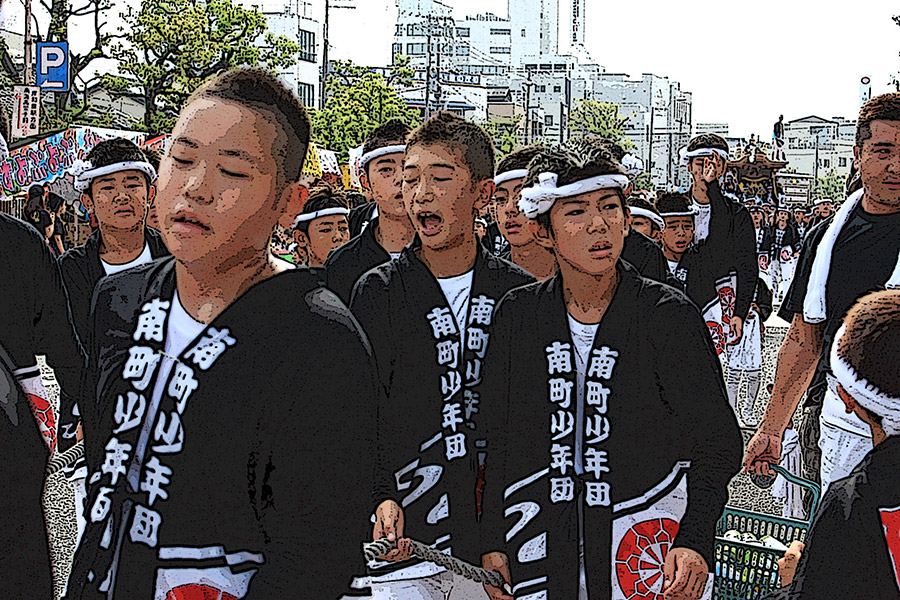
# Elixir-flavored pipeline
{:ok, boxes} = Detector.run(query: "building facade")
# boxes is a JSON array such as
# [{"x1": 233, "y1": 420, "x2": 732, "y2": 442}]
[{"x1": 783, "y1": 115, "x2": 854, "y2": 179}]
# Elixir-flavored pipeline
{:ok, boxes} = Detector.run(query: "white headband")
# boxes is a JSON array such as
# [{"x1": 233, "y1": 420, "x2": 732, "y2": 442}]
[
  {"x1": 360, "y1": 145, "x2": 406, "y2": 170},
  {"x1": 658, "y1": 207, "x2": 699, "y2": 218},
  {"x1": 680, "y1": 146, "x2": 729, "y2": 167},
  {"x1": 621, "y1": 153, "x2": 644, "y2": 179},
  {"x1": 814, "y1": 197, "x2": 833, "y2": 206},
  {"x1": 804, "y1": 188, "x2": 900, "y2": 323},
  {"x1": 831, "y1": 324, "x2": 900, "y2": 436},
  {"x1": 494, "y1": 169, "x2": 529, "y2": 186},
  {"x1": 294, "y1": 207, "x2": 350, "y2": 225},
  {"x1": 518, "y1": 172, "x2": 630, "y2": 219},
  {"x1": 628, "y1": 207, "x2": 665, "y2": 231},
  {"x1": 73, "y1": 160, "x2": 157, "y2": 192}
]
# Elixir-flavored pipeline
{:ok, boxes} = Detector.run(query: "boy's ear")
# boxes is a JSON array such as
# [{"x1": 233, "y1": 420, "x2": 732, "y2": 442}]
[
  {"x1": 529, "y1": 218, "x2": 554, "y2": 250},
  {"x1": 360, "y1": 171, "x2": 371, "y2": 193},
  {"x1": 80, "y1": 192, "x2": 94, "y2": 212},
  {"x1": 278, "y1": 183, "x2": 309, "y2": 230},
  {"x1": 474, "y1": 179, "x2": 495, "y2": 212}
]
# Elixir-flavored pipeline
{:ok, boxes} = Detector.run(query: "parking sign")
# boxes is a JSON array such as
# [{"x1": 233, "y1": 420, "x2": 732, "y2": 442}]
[{"x1": 36, "y1": 42, "x2": 69, "y2": 91}]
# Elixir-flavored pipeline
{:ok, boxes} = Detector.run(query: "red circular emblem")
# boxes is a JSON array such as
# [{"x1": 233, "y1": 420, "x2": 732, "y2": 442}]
[
  {"x1": 26, "y1": 393, "x2": 57, "y2": 452},
  {"x1": 165, "y1": 584, "x2": 239, "y2": 600},
  {"x1": 718, "y1": 286, "x2": 735, "y2": 324},
  {"x1": 706, "y1": 321, "x2": 725, "y2": 355},
  {"x1": 615, "y1": 518, "x2": 680, "y2": 598}
]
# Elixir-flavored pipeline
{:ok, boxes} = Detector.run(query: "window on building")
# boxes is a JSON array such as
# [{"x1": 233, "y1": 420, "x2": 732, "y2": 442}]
[
  {"x1": 297, "y1": 82, "x2": 315, "y2": 108},
  {"x1": 545, "y1": 115, "x2": 553, "y2": 126},
  {"x1": 407, "y1": 43, "x2": 426, "y2": 55},
  {"x1": 490, "y1": 46, "x2": 511, "y2": 54},
  {"x1": 392, "y1": 43, "x2": 403, "y2": 58},
  {"x1": 456, "y1": 44, "x2": 470, "y2": 56},
  {"x1": 539, "y1": 85, "x2": 546, "y2": 92},
  {"x1": 540, "y1": 63, "x2": 552, "y2": 70},
  {"x1": 554, "y1": 64, "x2": 567, "y2": 71},
  {"x1": 490, "y1": 28, "x2": 510, "y2": 35},
  {"x1": 554, "y1": 85, "x2": 561, "y2": 92},
  {"x1": 521, "y1": 28, "x2": 526, "y2": 37},
  {"x1": 407, "y1": 23, "x2": 416, "y2": 36},
  {"x1": 456, "y1": 27, "x2": 470, "y2": 37},
  {"x1": 525, "y1": 64, "x2": 537, "y2": 72},
  {"x1": 823, "y1": 159, "x2": 830, "y2": 168},
  {"x1": 298, "y1": 29, "x2": 316, "y2": 62},
  {"x1": 839, "y1": 157, "x2": 847, "y2": 167}
]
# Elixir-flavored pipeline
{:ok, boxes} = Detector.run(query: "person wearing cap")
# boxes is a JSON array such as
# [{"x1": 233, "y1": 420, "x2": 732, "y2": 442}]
[
  {"x1": 809, "y1": 197, "x2": 835, "y2": 228},
  {"x1": 324, "y1": 119, "x2": 416, "y2": 304},
  {"x1": 763, "y1": 202, "x2": 776, "y2": 226},
  {"x1": 478, "y1": 141, "x2": 741, "y2": 600},
  {"x1": 627, "y1": 196, "x2": 665, "y2": 242},
  {"x1": 792, "y1": 206, "x2": 810, "y2": 241},
  {"x1": 291, "y1": 183, "x2": 350, "y2": 268},
  {"x1": 493, "y1": 145, "x2": 557, "y2": 280},
  {"x1": 769, "y1": 206, "x2": 799, "y2": 303},
  {"x1": 745, "y1": 94, "x2": 900, "y2": 503},
  {"x1": 766, "y1": 289, "x2": 900, "y2": 599},
  {"x1": 681, "y1": 133, "x2": 757, "y2": 350}
]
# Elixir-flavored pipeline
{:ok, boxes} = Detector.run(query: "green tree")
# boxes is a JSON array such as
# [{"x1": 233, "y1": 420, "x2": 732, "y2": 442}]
[
  {"x1": 568, "y1": 100, "x2": 633, "y2": 149},
  {"x1": 309, "y1": 56, "x2": 420, "y2": 162},
  {"x1": 481, "y1": 116, "x2": 522, "y2": 159},
  {"x1": 632, "y1": 172, "x2": 653, "y2": 192},
  {"x1": 813, "y1": 168, "x2": 846, "y2": 201},
  {"x1": 103, "y1": 0, "x2": 301, "y2": 134}
]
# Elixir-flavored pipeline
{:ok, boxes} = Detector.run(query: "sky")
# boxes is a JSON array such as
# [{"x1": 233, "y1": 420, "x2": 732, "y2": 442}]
[{"x1": 4, "y1": 0, "x2": 900, "y2": 138}]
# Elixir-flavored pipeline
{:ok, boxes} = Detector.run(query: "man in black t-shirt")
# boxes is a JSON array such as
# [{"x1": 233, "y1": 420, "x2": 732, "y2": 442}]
[{"x1": 745, "y1": 94, "x2": 900, "y2": 498}]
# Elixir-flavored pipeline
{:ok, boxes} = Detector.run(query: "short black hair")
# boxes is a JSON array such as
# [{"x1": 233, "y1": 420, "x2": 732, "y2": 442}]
[
  {"x1": 857, "y1": 93, "x2": 900, "y2": 148},
  {"x1": 84, "y1": 138, "x2": 152, "y2": 197},
  {"x1": 687, "y1": 133, "x2": 729, "y2": 154},
  {"x1": 188, "y1": 68, "x2": 311, "y2": 184},
  {"x1": 363, "y1": 119, "x2": 413, "y2": 156},
  {"x1": 839, "y1": 289, "x2": 900, "y2": 399},
  {"x1": 294, "y1": 184, "x2": 348, "y2": 235},
  {"x1": 28, "y1": 184, "x2": 45, "y2": 200},
  {"x1": 46, "y1": 192, "x2": 64, "y2": 212},
  {"x1": 496, "y1": 144, "x2": 544, "y2": 176},
  {"x1": 407, "y1": 111, "x2": 494, "y2": 182},
  {"x1": 524, "y1": 142, "x2": 627, "y2": 230},
  {"x1": 579, "y1": 135, "x2": 627, "y2": 162},
  {"x1": 656, "y1": 192, "x2": 692, "y2": 215}
]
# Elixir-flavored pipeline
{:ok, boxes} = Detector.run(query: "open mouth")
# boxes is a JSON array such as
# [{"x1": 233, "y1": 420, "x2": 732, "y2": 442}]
[
  {"x1": 172, "y1": 213, "x2": 210, "y2": 233},
  {"x1": 589, "y1": 240, "x2": 613, "y2": 258},
  {"x1": 416, "y1": 211, "x2": 443, "y2": 236}
]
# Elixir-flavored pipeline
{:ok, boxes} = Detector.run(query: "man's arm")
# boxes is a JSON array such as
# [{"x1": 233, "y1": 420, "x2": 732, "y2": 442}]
[
  {"x1": 731, "y1": 207, "x2": 758, "y2": 322},
  {"x1": 743, "y1": 313, "x2": 824, "y2": 474}
]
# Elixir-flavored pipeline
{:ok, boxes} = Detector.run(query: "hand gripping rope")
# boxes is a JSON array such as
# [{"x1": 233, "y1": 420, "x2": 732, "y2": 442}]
[{"x1": 363, "y1": 538, "x2": 514, "y2": 596}]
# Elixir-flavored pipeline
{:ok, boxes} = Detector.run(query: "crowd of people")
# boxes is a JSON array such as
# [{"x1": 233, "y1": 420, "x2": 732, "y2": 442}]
[{"x1": 2, "y1": 66, "x2": 900, "y2": 600}]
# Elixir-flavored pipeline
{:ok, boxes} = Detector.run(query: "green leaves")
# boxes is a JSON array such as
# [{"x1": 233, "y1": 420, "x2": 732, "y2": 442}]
[
  {"x1": 481, "y1": 117, "x2": 522, "y2": 160},
  {"x1": 569, "y1": 100, "x2": 633, "y2": 149},
  {"x1": 812, "y1": 168, "x2": 846, "y2": 201}
]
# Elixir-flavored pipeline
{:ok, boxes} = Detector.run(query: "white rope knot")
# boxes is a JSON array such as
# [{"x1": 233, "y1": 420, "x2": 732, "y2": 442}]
[
  {"x1": 72, "y1": 160, "x2": 157, "y2": 192},
  {"x1": 518, "y1": 172, "x2": 630, "y2": 219},
  {"x1": 621, "y1": 153, "x2": 644, "y2": 179},
  {"x1": 680, "y1": 146, "x2": 729, "y2": 167}
]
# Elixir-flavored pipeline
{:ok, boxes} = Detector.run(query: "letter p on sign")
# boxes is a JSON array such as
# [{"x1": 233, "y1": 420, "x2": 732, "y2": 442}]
[{"x1": 36, "y1": 42, "x2": 69, "y2": 91}]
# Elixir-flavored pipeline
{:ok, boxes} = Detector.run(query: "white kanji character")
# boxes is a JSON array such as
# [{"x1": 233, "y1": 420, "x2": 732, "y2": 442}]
[
  {"x1": 466, "y1": 327, "x2": 489, "y2": 358},
  {"x1": 468, "y1": 295, "x2": 495, "y2": 326},
  {"x1": 122, "y1": 346, "x2": 160, "y2": 391},
  {"x1": 588, "y1": 346, "x2": 619, "y2": 380},
  {"x1": 140, "y1": 456, "x2": 173, "y2": 506},
  {"x1": 585, "y1": 481, "x2": 611, "y2": 507},
  {"x1": 550, "y1": 410, "x2": 574, "y2": 440},
  {"x1": 545, "y1": 341, "x2": 573, "y2": 375},
  {"x1": 113, "y1": 391, "x2": 146, "y2": 434},
  {"x1": 444, "y1": 432, "x2": 467, "y2": 461},
  {"x1": 101, "y1": 437, "x2": 132, "y2": 485},
  {"x1": 550, "y1": 444, "x2": 573, "y2": 475},
  {"x1": 133, "y1": 298, "x2": 170, "y2": 342},
  {"x1": 584, "y1": 448, "x2": 610, "y2": 479},
  {"x1": 442, "y1": 402, "x2": 464, "y2": 432},
  {"x1": 463, "y1": 390, "x2": 480, "y2": 420},
  {"x1": 90, "y1": 487, "x2": 115, "y2": 523},
  {"x1": 435, "y1": 340, "x2": 460, "y2": 368},
  {"x1": 548, "y1": 378, "x2": 573, "y2": 409},
  {"x1": 441, "y1": 370, "x2": 462, "y2": 401},
  {"x1": 550, "y1": 477, "x2": 574, "y2": 503},
  {"x1": 152, "y1": 411, "x2": 184, "y2": 453},
  {"x1": 184, "y1": 327, "x2": 236, "y2": 370},
  {"x1": 427, "y1": 307, "x2": 457, "y2": 339},
  {"x1": 585, "y1": 414, "x2": 610, "y2": 444},
  {"x1": 585, "y1": 382, "x2": 610, "y2": 412},
  {"x1": 465, "y1": 359, "x2": 482, "y2": 384},
  {"x1": 167, "y1": 363, "x2": 198, "y2": 413},
  {"x1": 129, "y1": 504, "x2": 162, "y2": 547},
  {"x1": 60, "y1": 423, "x2": 77, "y2": 440}
]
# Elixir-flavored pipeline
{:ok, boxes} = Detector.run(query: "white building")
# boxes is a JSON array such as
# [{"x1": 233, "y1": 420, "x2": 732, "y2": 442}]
[
  {"x1": 783, "y1": 115, "x2": 854, "y2": 179},
  {"x1": 696, "y1": 122, "x2": 729, "y2": 136}
]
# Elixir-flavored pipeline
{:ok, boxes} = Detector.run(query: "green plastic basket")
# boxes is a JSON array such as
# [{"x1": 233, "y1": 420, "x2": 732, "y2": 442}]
[{"x1": 713, "y1": 465, "x2": 820, "y2": 600}]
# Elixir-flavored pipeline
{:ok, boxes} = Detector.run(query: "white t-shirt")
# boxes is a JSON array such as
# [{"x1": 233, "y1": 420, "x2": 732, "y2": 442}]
[
  {"x1": 389, "y1": 252, "x2": 402, "y2": 260},
  {"x1": 437, "y1": 270, "x2": 474, "y2": 337},
  {"x1": 691, "y1": 199, "x2": 712, "y2": 244},
  {"x1": 101, "y1": 243, "x2": 153, "y2": 276},
  {"x1": 667, "y1": 259, "x2": 680, "y2": 276},
  {"x1": 568, "y1": 313, "x2": 599, "y2": 600}
]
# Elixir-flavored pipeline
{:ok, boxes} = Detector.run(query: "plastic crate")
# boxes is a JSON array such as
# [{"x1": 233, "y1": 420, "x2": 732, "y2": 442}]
[{"x1": 713, "y1": 465, "x2": 820, "y2": 600}]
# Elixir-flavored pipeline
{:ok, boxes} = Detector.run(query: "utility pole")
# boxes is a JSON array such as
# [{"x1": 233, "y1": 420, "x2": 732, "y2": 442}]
[
  {"x1": 24, "y1": 0, "x2": 33, "y2": 84},
  {"x1": 319, "y1": 0, "x2": 329, "y2": 109},
  {"x1": 424, "y1": 15, "x2": 432, "y2": 119},
  {"x1": 524, "y1": 74, "x2": 534, "y2": 145}
]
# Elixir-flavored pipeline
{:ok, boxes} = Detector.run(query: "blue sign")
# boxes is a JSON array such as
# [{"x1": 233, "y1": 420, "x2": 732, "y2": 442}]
[{"x1": 36, "y1": 42, "x2": 69, "y2": 91}]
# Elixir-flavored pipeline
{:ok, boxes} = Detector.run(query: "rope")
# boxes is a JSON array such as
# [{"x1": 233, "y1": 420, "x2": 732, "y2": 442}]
[
  {"x1": 46, "y1": 441, "x2": 84, "y2": 476},
  {"x1": 363, "y1": 537, "x2": 513, "y2": 595}
]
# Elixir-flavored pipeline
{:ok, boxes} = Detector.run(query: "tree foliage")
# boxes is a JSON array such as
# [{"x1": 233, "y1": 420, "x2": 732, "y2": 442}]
[
  {"x1": 568, "y1": 100, "x2": 633, "y2": 149},
  {"x1": 309, "y1": 56, "x2": 420, "y2": 162},
  {"x1": 481, "y1": 116, "x2": 522, "y2": 160},
  {"x1": 103, "y1": 0, "x2": 302, "y2": 134},
  {"x1": 812, "y1": 168, "x2": 846, "y2": 201}
]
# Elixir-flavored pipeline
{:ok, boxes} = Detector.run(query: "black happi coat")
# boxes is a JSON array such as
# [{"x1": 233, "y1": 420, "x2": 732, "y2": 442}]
[
  {"x1": 479, "y1": 262, "x2": 742, "y2": 599},
  {"x1": 68, "y1": 257, "x2": 378, "y2": 599},
  {"x1": 768, "y1": 224, "x2": 798, "y2": 262},
  {"x1": 324, "y1": 215, "x2": 391, "y2": 306},
  {"x1": 689, "y1": 182, "x2": 757, "y2": 322},
  {"x1": 57, "y1": 227, "x2": 169, "y2": 458},
  {"x1": 350, "y1": 239, "x2": 534, "y2": 568},
  {"x1": 622, "y1": 229, "x2": 669, "y2": 284},
  {"x1": 765, "y1": 436, "x2": 900, "y2": 599},
  {"x1": 349, "y1": 202, "x2": 378, "y2": 238}
]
